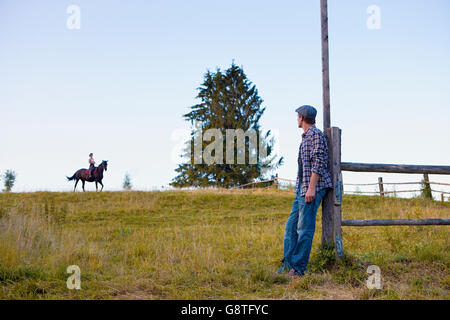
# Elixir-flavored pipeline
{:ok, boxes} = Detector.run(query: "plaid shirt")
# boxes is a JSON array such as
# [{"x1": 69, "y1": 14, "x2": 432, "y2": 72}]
[{"x1": 295, "y1": 125, "x2": 333, "y2": 196}]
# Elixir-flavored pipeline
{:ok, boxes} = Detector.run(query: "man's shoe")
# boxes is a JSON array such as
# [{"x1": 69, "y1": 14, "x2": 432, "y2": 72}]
[
  {"x1": 277, "y1": 262, "x2": 290, "y2": 274},
  {"x1": 287, "y1": 268, "x2": 297, "y2": 277},
  {"x1": 288, "y1": 268, "x2": 305, "y2": 278}
]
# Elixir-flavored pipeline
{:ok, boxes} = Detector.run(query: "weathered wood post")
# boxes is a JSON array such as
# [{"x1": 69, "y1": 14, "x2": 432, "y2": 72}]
[
  {"x1": 378, "y1": 177, "x2": 384, "y2": 197},
  {"x1": 320, "y1": 0, "x2": 332, "y2": 247},
  {"x1": 321, "y1": 0, "x2": 331, "y2": 130},
  {"x1": 423, "y1": 173, "x2": 429, "y2": 185},
  {"x1": 322, "y1": 127, "x2": 344, "y2": 258},
  {"x1": 423, "y1": 173, "x2": 432, "y2": 199},
  {"x1": 320, "y1": 0, "x2": 343, "y2": 257},
  {"x1": 442, "y1": 193, "x2": 445, "y2": 202}
]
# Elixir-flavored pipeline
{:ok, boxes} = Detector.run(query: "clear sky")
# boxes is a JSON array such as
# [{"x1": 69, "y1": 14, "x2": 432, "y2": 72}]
[{"x1": 1, "y1": 0, "x2": 449, "y2": 198}]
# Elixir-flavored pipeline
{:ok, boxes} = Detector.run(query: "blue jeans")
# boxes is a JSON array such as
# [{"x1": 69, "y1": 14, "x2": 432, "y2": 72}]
[{"x1": 280, "y1": 184, "x2": 327, "y2": 274}]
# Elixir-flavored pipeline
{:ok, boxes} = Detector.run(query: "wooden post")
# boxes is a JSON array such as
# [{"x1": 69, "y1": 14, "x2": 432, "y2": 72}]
[
  {"x1": 423, "y1": 173, "x2": 429, "y2": 185},
  {"x1": 378, "y1": 177, "x2": 384, "y2": 197},
  {"x1": 322, "y1": 127, "x2": 344, "y2": 258},
  {"x1": 320, "y1": 0, "x2": 332, "y2": 244},
  {"x1": 423, "y1": 173, "x2": 432, "y2": 199},
  {"x1": 320, "y1": 0, "x2": 342, "y2": 257},
  {"x1": 320, "y1": 0, "x2": 331, "y2": 130},
  {"x1": 331, "y1": 128, "x2": 343, "y2": 258},
  {"x1": 322, "y1": 128, "x2": 333, "y2": 248},
  {"x1": 442, "y1": 193, "x2": 445, "y2": 202}
]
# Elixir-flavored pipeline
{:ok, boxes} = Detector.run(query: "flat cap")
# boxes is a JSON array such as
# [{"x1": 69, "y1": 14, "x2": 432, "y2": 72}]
[{"x1": 295, "y1": 105, "x2": 317, "y2": 120}]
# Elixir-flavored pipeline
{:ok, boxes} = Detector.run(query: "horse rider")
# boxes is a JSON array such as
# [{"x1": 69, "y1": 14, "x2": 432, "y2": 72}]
[{"x1": 88, "y1": 153, "x2": 95, "y2": 179}]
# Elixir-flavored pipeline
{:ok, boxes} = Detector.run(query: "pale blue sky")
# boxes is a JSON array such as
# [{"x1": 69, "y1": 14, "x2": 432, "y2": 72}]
[{"x1": 1, "y1": 0, "x2": 449, "y2": 198}]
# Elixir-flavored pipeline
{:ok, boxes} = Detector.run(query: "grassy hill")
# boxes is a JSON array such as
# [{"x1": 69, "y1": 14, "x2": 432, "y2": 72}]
[{"x1": 0, "y1": 189, "x2": 448, "y2": 299}]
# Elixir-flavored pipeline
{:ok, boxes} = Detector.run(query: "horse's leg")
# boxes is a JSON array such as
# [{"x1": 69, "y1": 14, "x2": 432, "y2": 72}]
[
  {"x1": 82, "y1": 180, "x2": 86, "y2": 192},
  {"x1": 74, "y1": 179, "x2": 79, "y2": 192},
  {"x1": 99, "y1": 181, "x2": 104, "y2": 192},
  {"x1": 95, "y1": 181, "x2": 98, "y2": 192}
]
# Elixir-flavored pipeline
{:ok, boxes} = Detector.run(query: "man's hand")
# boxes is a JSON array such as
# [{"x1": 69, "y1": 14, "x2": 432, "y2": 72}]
[
  {"x1": 305, "y1": 172, "x2": 320, "y2": 203},
  {"x1": 305, "y1": 187, "x2": 316, "y2": 203}
]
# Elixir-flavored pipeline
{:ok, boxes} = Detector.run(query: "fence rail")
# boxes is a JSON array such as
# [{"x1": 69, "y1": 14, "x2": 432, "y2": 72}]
[
  {"x1": 346, "y1": 189, "x2": 450, "y2": 195},
  {"x1": 345, "y1": 181, "x2": 450, "y2": 186},
  {"x1": 342, "y1": 219, "x2": 450, "y2": 226},
  {"x1": 235, "y1": 175, "x2": 450, "y2": 198},
  {"x1": 236, "y1": 178, "x2": 275, "y2": 189},
  {"x1": 338, "y1": 160, "x2": 450, "y2": 229},
  {"x1": 344, "y1": 173, "x2": 450, "y2": 198},
  {"x1": 341, "y1": 162, "x2": 450, "y2": 174}
]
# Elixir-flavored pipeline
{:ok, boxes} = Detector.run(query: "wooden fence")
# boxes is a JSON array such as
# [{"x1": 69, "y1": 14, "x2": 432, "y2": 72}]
[
  {"x1": 237, "y1": 175, "x2": 450, "y2": 201},
  {"x1": 236, "y1": 176, "x2": 296, "y2": 190},
  {"x1": 315, "y1": 0, "x2": 449, "y2": 258},
  {"x1": 234, "y1": 128, "x2": 450, "y2": 258},
  {"x1": 323, "y1": 127, "x2": 450, "y2": 258},
  {"x1": 344, "y1": 175, "x2": 450, "y2": 200}
]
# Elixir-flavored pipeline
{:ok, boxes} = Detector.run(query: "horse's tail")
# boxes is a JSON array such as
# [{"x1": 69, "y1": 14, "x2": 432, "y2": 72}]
[{"x1": 67, "y1": 173, "x2": 76, "y2": 181}]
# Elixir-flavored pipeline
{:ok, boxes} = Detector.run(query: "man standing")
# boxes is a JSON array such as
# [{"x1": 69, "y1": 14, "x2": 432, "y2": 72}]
[{"x1": 279, "y1": 105, "x2": 333, "y2": 277}]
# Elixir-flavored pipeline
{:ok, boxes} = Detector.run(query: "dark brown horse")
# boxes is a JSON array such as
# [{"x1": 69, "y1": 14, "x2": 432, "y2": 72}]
[{"x1": 67, "y1": 160, "x2": 108, "y2": 192}]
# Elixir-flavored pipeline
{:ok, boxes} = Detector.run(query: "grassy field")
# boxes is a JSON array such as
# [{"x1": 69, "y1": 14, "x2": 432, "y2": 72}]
[{"x1": 0, "y1": 189, "x2": 448, "y2": 300}]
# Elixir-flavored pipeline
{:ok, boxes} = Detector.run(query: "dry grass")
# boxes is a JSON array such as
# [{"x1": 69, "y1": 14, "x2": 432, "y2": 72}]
[{"x1": 0, "y1": 189, "x2": 448, "y2": 299}]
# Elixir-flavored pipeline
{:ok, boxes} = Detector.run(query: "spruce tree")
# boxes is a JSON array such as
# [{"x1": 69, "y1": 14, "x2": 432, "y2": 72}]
[
  {"x1": 170, "y1": 63, "x2": 283, "y2": 188},
  {"x1": 2, "y1": 170, "x2": 17, "y2": 192},
  {"x1": 123, "y1": 173, "x2": 132, "y2": 190}
]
